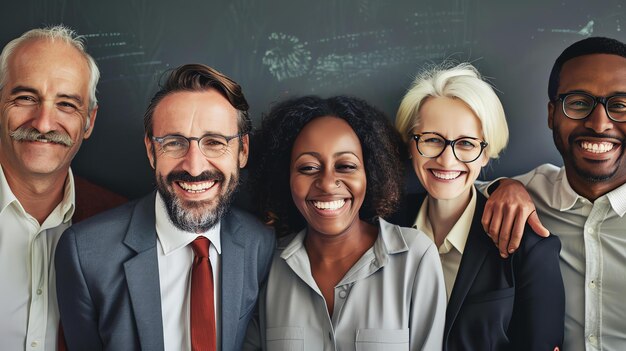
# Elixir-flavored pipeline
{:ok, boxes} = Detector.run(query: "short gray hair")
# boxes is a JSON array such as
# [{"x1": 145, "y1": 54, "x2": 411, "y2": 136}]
[{"x1": 0, "y1": 25, "x2": 100, "y2": 112}]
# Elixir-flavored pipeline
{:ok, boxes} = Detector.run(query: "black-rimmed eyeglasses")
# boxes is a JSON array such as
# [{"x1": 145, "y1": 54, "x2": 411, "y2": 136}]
[
  {"x1": 558, "y1": 92, "x2": 626, "y2": 122},
  {"x1": 151, "y1": 133, "x2": 245, "y2": 158},
  {"x1": 412, "y1": 132, "x2": 488, "y2": 163}
]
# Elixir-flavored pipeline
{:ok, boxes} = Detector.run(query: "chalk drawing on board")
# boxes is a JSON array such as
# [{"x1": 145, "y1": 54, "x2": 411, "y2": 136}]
[
  {"x1": 261, "y1": 10, "x2": 472, "y2": 91},
  {"x1": 262, "y1": 33, "x2": 312, "y2": 81}
]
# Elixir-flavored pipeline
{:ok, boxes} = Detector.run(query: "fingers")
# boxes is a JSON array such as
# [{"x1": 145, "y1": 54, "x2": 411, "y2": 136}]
[
  {"x1": 528, "y1": 210, "x2": 550, "y2": 237},
  {"x1": 483, "y1": 201, "x2": 511, "y2": 258},
  {"x1": 481, "y1": 201, "x2": 493, "y2": 238},
  {"x1": 481, "y1": 178, "x2": 547, "y2": 258},
  {"x1": 508, "y1": 212, "x2": 527, "y2": 254},
  {"x1": 496, "y1": 206, "x2": 511, "y2": 258}
]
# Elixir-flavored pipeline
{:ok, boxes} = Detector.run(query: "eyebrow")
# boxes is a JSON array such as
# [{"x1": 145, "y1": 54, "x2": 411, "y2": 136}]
[
  {"x1": 564, "y1": 89, "x2": 626, "y2": 96},
  {"x1": 58, "y1": 93, "x2": 85, "y2": 106},
  {"x1": 10, "y1": 85, "x2": 84, "y2": 106},
  {"x1": 295, "y1": 151, "x2": 361, "y2": 160},
  {"x1": 10, "y1": 85, "x2": 38, "y2": 96}
]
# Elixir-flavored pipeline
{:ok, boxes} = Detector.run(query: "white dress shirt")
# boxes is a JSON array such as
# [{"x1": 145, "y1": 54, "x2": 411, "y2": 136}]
[
  {"x1": 154, "y1": 193, "x2": 222, "y2": 351},
  {"x1": 413, "y1": 186, "x2": 476, "y2": 301},
  {"x1": 511, "y1": 163, "x2": 626, "y2": 351},
  {"x1": 0, "y1": 163, "x2": 75, "y2": 351}
]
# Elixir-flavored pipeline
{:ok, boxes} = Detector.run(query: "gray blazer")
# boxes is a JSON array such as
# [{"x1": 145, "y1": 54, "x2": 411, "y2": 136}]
[{"x1": 55, "y1": 192, "x2": 275, "y2": 351}]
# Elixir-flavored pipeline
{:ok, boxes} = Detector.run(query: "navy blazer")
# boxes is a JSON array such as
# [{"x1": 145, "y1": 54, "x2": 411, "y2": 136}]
[
  {"x1": 55, "y1": 192, "x2": 275, "y2": 351},
  {"x1": 394, "y1": 190, "x2": 564, "y2": 351}
]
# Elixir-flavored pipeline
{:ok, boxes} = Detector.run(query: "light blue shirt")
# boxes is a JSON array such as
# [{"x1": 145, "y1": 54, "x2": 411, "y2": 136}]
[{"x1": 247, "y1": 218, "x2": 446, "y2": 351}]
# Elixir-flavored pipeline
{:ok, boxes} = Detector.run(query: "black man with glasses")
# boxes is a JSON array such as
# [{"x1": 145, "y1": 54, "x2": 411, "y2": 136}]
[
  {"x1": 55, "y1": 64, "x2": 275, "y2": 351},
  {"x1": 394, "y1": 62, "x2": 564, "y2": 351},
  {"x1": 481, "y1": 37, "x2": 626, "y2": 351}
]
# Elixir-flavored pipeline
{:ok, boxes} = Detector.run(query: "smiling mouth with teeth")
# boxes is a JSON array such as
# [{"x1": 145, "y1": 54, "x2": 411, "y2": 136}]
[
  {"x1": 579, "y1": 141, "x2": 616, "y2": 154},
  {"x1": 177, "y1": 180, "x2": 217, "y2": 193},
  {"x1": 312, "y1": 199, "x2": 346, "y2": 210},
  {"x1": 431, "y1": 170, "x2": 462, "y2": 180}
]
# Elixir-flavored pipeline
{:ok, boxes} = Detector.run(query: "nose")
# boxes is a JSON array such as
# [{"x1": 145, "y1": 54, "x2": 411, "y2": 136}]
[
  {"x1": 29, "y1": 102, "x2": 56, "y2": 133},
  {"x1": 436, "y1": 144, "x2": 458, "y2": 167},
  {"x1": 180, "y1": 140, "x2": 208, "y2": 176},
  {"x1": 584, "y1": 103, "x2": 613, "y2": 133},
  {"x1": 315, "y1": 167, "x2": 338, "y2": 193}
]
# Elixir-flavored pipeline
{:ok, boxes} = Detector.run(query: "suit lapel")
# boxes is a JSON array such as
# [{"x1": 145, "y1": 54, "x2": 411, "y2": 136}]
[
  {"x1": 122, "y1": 193, "x2": 165, "y2": 351},
  {"x1": 219, "y1": 210, "x2": 245, "y2": 350},
  {"x1": 444, "y1": 192, "x2": 490, "y2": 341}
]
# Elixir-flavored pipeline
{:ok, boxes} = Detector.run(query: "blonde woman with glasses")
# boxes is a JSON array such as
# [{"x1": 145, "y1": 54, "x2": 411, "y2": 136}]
[{"x1": 394, "y1": 63, "x2": 565, "y2": 351}]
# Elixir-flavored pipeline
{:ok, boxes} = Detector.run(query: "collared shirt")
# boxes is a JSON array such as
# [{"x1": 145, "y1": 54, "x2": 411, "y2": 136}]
[
  {"x1": 413, "y1": 186, "x2": 476, "y2": 301},
  {"x1": 0, "y1": 163, "x2": 75, "y2": 351},
  {"x1": 154, "y1": 193, "x2": 222, "y2": 351},
  {"x1": 256, "y1": 218, "x2": 446, "y2": 350},
  {"x1": 513, "y1": 164, "x2": 626, "y2": 351}
]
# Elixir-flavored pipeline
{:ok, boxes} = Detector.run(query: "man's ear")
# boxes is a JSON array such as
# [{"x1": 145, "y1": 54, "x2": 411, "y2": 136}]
[
  {"x1": 83, "y1": 106, "x2": 98, "y2": 138},
  {"x1": 548, "y1": 101, "x2": 556, "y2": 130},
  {"x1": 144, "y1": 135, "x2": 156, "y2": 169},
  {"x1": 239, "y1": 134, "x2": 249, "y2": 168}
]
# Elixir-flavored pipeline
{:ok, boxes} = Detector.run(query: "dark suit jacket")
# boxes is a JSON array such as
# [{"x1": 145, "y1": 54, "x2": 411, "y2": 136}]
[
  {"x1": 55, "y1": 192, "x2": 275, "y2": 351},
  {"x1": 394, "y1": 190, "x2": 565, "y2": 351}
]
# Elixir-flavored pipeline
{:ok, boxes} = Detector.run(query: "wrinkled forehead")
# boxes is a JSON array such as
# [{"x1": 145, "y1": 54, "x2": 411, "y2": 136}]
[
  {"x1": 152, "y1": 90, "x2": 240, "y2": 136},
  {"x1": 4, "y1": 39, "x2": 92, "y2": 97}
]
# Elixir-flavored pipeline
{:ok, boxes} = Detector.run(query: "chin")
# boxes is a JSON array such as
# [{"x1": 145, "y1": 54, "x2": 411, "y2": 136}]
[{"x1": 425, "y1": 186, "x2": 467, "y2": 201}]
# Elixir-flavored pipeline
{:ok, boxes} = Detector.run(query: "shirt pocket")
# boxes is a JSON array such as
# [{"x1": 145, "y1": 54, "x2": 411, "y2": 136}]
[
  {"x1": 355, "y1": 329, "x2": 409, "y2": 351},
  {"x1": 266, "y1": 326, "x2": 304, "y2": 351}
]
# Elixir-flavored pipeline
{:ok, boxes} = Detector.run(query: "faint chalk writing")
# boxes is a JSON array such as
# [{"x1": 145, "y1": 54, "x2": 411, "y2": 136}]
[{"x1": 537, "y1": 20, "x2": 594, "y2": 36}]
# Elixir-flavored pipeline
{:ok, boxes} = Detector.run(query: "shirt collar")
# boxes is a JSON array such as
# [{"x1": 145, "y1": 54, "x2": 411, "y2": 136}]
[
  {"x1": 555, "y1": 167, "x2": 582, "y2": 211},
  {"x1": 280, "y1": 217, "x2": 409, "y2": 263},
  {"x1": 606, "y1": 182, "x2": 626, "y2": 217},
  {"x1": 558, "y1": 167, "x2": 626, "y2": 216},
  {"x1": 62, "y1": 168, "x2": 76, "y2": 223},
  {"x1": 413, "y1": 186, "x2": 476, "y2": 254},
  {"x1": 154, "y1": 192, "x2": 222, "y2": 255},
  {"x1": 0, "y1": 162, "x2": 75, "y2": 224}
]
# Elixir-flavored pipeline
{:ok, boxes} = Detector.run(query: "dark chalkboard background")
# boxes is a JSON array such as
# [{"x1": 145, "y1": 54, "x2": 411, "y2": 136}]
[{"x1": 1, "y1": 0, "x2": 625, "y2": 202}]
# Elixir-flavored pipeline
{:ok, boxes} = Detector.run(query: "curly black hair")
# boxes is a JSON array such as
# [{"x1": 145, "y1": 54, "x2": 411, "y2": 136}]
[{"x1": 251, "y1": 95, "x2": 405, "y2": 236}]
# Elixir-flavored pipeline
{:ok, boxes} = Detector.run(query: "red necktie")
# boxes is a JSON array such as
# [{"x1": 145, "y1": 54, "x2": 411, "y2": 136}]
[{"x1": 190, "y1": 237, "x2": 217, "y2": 351}]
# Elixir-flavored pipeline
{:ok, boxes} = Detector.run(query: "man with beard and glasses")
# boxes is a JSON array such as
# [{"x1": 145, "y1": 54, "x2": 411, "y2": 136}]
[
  {"x1": 55, "y1": 64, "x2": 275, "y2": 351},
  {"x1": 0, "y1": 25, "x2": 121, "y2": 351},
  {"x1": 479, "y1": 37, "x2": 626, "y2": 351}
]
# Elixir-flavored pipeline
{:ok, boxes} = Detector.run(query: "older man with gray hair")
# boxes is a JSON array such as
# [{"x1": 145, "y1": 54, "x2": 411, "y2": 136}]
[{"x1": 0, "y1": 25, "x2": 99, "y2": 350}]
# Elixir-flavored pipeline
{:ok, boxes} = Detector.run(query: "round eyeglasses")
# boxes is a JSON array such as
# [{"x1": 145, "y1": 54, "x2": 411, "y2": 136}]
[
  {"x1": 151, "y1": 133, "x2": 244, "y2": 158},
  {"x1": 558, "y1": 92, "x2": 626, "y2": 122},
  {"x1": 412, "y1": 132, "x2": 488, "y2": 163}
]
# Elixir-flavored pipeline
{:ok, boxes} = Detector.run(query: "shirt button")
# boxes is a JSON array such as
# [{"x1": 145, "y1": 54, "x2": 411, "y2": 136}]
[
  {"x1": 588, "y1": 334, "x2": 597, "y2": 344},
  {"x1": 589, "y1": 281, "x2": 596, "y2": 289},
  {"x1": 31, "y1": 341, "x2": 38, "y2": 348},
  {"x1": 587, "y1": 228, "x2": 594, "y2": 234},
  {"x1": 338, "y1": 290, "x2": 347, "y2": 299},
  {"x1": 36, "y1": 289, "x2": 43, "y2": 295}
]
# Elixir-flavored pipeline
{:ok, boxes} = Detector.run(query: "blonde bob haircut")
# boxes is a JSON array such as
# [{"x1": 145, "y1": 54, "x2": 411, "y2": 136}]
[{"x1": 395, "y1": 62, "x2": 508, "y2": 159}]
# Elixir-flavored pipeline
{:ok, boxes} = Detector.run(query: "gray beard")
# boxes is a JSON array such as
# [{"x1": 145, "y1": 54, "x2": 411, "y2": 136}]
[{"x1": 157, "y1": 173, "x2": 239, "y2": 233}]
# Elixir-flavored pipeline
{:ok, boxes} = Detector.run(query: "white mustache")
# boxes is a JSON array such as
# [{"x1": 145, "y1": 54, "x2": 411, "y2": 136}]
[{"x1": 9, "y1": 127, "x2": 74, "y2": 146}]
